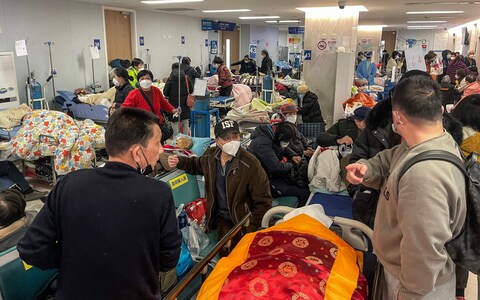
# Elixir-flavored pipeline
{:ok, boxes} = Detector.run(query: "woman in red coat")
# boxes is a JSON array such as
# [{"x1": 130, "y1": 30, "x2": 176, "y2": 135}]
[
  {"x1": 122, "y1": 70, "x2": 178, "y2": 141},
  {"x1": 213, "y1": 57, "x2": 233, "y2": 97}
]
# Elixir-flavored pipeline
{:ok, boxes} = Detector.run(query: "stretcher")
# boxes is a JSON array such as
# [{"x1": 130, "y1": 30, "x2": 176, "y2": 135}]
[
  {"x1": 306, "y1": 192, "x2": 353, "y2": 220},
  {"x1": 165, "y1": 204, "x2": 380, "y2": 300},
  {"x1": 209, "y1": 96, "x2": 235, "y2": 108},
  {"x1": 55, "y1": 91, "x2": 109, "y2": 124}
]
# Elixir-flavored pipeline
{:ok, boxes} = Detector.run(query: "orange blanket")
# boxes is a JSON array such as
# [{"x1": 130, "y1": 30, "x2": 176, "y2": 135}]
[{"x1": 198, "y1": 214, "x2": 367, "y2": 300}]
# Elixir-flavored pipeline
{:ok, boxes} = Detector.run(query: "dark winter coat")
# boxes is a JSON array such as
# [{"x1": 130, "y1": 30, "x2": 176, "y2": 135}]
[
  {"x1": 113, "y1": 83, "x2": 134, "y2": 108},
  {"x1": 316, "y1": 119, "x2": 359, "y2": 147},
  {"x1": 163, "y1": 69, "x2": 193, "y2": 120},
  {"x1": 446, "y1": 60, "x2": 470, "y2": 82},
  {"x1": 184, "y1": 65, "x2": 201, "y2": 87},
  {"x1": 288, "y1": 125, "x2": 310, "y2": 157},
  {"x1": 442, "y1": 50, "x2": 450, "y2": 77},
  {"x1": 259, "y1": 56, "x2": 273, "y2": 74},
  {"x1": 177, "y1": 147, "x2": 272, "y2": 232},
  {"x1": 248, "y1": 125, "x2": 297, "y2": 178},
  {"x1": 231, "y1": 59, "x2": 257, "y2": 75},
  {"x1": 298, "y1": 91, "x2": 324, "y2": 123}
]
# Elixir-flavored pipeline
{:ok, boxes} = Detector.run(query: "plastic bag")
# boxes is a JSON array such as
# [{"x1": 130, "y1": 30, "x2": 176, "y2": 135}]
[
  {"x1": 176, "y1": 239, "x2": 193, "y2": 277},
  {"x1": 186, "y1": 220, "x2": 210, "y2": 257}
]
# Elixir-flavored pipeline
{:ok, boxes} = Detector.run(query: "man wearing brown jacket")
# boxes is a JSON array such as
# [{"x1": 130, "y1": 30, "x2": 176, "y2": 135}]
[
  {"x1": 346, "y1": 75, "x2": 466, "y2": 299},
  {"x1": 168, "y1": 119, "x2": 272, "y2": 245}
]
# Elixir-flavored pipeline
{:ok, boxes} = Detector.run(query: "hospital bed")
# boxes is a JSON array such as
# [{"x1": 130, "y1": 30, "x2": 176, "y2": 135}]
[{"x1": 55, "y1": 91, "x2": 109, "y2": 124}]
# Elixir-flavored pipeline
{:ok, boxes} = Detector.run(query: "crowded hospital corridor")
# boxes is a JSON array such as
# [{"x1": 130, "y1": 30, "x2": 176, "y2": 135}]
[{"x1": 2, "y1": 0, "x2": 480, "y2": 299}]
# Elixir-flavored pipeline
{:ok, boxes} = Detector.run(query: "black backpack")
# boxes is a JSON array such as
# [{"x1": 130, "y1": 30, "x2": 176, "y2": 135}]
[{"x1": 398, "y1": 150, "x2": 480, "y2": 274}]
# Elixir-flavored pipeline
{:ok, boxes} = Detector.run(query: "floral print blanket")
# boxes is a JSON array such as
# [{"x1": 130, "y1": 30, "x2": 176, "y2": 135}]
[{"x1": 9, "y1": 110, "x2": 105, "y2": 175}]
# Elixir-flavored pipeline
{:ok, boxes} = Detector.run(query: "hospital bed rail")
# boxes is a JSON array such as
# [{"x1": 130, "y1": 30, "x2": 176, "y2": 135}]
[{"x1": 164, "y1": 212, "x2": 251, "y2": 300}]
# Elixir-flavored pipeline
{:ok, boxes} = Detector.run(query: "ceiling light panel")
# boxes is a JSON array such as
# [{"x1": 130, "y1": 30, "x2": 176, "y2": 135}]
[
  {"x1": 406, "y1": 11, "x2": 464, "y2": 14},
  {"x1": 239, "y1": 16, "x2": 280, "y2": 20},
  {"x1": 202, "y1": 9, "x2": 251, "y2": 13},
  {"x1": 407, "y1": 20, "x2": 447, "y2": 23},
  {"x1": 141, "y1": 0, "x2": 203, "y2": 4}
]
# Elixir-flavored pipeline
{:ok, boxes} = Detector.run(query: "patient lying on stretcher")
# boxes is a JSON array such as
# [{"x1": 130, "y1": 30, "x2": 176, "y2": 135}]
[{"x1": 198, "y1": 213, "x2": 368, "y2": 300}]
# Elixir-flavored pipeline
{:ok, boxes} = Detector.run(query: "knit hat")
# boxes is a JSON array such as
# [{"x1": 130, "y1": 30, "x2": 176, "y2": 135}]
[
  {"x1": 297, "y1": 84, "x2": 309, "y2": 94},
  {"x1": 352, "y1": 106, "x2": 371, "y2": 120},
  {"x1": 280, "y1": 104, "x2": 298, "y2": 114},
  {"x1": 214, "y1": 119, "x2": 239, "y2": 138}
]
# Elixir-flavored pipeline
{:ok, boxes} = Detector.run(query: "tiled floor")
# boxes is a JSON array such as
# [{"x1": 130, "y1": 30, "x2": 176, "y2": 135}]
[{"x1": 466, "y1": 273, "x2": 478, "y2": 299}]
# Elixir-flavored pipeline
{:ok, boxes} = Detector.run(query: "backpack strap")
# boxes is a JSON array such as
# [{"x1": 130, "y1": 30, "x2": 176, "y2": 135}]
[
  {"x1": 138, "y1": 88, "x2": 156, "y2": 114},
  {"x1": 398, "y1": 150, "x2": 468, "y2": 183}
]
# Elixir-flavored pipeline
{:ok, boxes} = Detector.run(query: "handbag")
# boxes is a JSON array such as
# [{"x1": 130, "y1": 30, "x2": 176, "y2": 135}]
[
  {"x1": 138, "y1": 88, "x2": 174, "y2": 142},
  {"x1": 185, "y1": 76, "x2": 195, "y2": 107}
]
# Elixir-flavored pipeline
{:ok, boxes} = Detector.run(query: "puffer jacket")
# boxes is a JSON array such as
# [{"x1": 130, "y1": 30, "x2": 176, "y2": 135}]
[
  {"x1": 184, "y1": 66, "x2": 201, "y2": 87},
  {"x1": 163, "y1": 69, "x2": 193, "y2": 120},
  {"x1": 248, "y1": 124, "x2": 298, "y2": 178},
  {"x1": 113, "y1": 83, "x2": 134, "y2": 108},
  {"x1": 316, "y1": 119, "x2": 359, "y2": 147},
  {"x1": 298, "y1": 91, "x2": 324, "y2": 123},
  {"x1": 177, "y1": 147, "x2": 272, "y2": 232}
]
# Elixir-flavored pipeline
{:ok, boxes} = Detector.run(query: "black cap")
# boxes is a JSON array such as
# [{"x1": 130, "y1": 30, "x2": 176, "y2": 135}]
[
  {"x1": 214, "y1": 119, "x2": 240, "y2": 138},
  {"x1": 352, "y1": 106, "x2": 371, "y2": 120}
]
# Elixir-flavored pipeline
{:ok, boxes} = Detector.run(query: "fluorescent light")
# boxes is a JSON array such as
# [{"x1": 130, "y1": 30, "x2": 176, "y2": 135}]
[
  {"x1": 407, "y1": 20, "x2": 447, "y2": 23},
  {"x1": 406, "y1": 11, "x2": 464, "y2": 14},
  {"x1": 239, "y1": 16, "x2": 280, "y2": 20},
  {"x1": 202, "y1": 9, "x2": 251, "y2": 13},
  {"x1": 141, "y1": 0, "x2": 203, "y2": 3},
  {"x1": 279, "y1": 20, "x2": 301, "y2": 23},
  {"x1": 296, "y1": 5, "x2": 368, "y2": 13},
  {"x1": 265, "y1": 21, "x2": 278, "y2": 23},
  {"x1": 407, "y1": 26, "x2": 437, "y2": 29}
]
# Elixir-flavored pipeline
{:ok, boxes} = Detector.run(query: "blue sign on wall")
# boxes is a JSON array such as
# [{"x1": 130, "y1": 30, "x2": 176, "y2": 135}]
[
  {"x1": 205, "y1": 39, "x2": 209, "y2": 47},
  {"x1": 288, "y1": 27, "x2": 305, "y2": 34},
  {"x1": 139, "y1": 36, "x2": 145, "y2": 46},
  {"x1": 213, "y1": 21, "x2": 236, "y2": 32},
  {"x1": 181, "y1": 36, "x2": 185, "y2": 45},
  {"x1": 202, "y1": 19, "x2": 214, "y2": 31},
  {"x1": 304, "y1": 50, "x2": 312, "y2": 61},
  {"x1": 93, "y1": 39, "x2": 101, "y2": 50},
  {"x1": 210, "y1": 40, "x2": 218, "y2": 54},
  {"x1": 249, "y1": 44, "x2": 257, "y2": 59}
]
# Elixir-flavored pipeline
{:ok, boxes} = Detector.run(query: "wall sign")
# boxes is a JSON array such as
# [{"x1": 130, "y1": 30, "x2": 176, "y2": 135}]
[
  {"x1": 210, "y1": 40, "x2": 218, "y2": 54},
  {"x1": 181, "y1": 36, "x2": 186, "y2": 45},
  {"x1": 288, "y1": 27, "x2": 305, "y2": 34},
  {"x1": 139, "y1": 36, "x2": 145, "y2": 46},
  {"x1": 304, "y1": 50, "x2": 312, "y2": 61},
  {"x1": 202, "y1": 19, "x2": 236, "y2": 31},
  {"x1": 317, "y1": 40, "x2": 327, "y2": 51},
  {"x1": 249, "y1": 44, "x2": 257, "y2": 59},
  {"x1": 205, "y1": 39, "x2": 209, "y2": 47},
  {"x1": 202, "y1": 19, "x2": 214, "y2": 31},
  {"x1": 93, "y1": 39, "x2": 101, "y2": 50}
]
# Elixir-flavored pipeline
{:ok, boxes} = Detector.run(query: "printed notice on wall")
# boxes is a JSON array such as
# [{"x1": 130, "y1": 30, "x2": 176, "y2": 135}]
[
  {"x1": 405, "y1": 46, "x2": 427, "y2": 72},
  {"x1": 15, "y1": 40, "x2": 28, "y2": 57},
  {"x1": 89, "y1": 46, "x2": 100, "y2": 60},
  {"x1": 433, "y1": 32, "x2": 448, "y2": 51}
]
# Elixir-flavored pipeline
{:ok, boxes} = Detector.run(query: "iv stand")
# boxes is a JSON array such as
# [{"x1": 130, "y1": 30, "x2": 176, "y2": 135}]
[
  {"x1": 44, "y1": 41, "x2": 56, "y2": 98},
  {"x1": 173, "y1": 55, "x2": 183, "y2": 134}
]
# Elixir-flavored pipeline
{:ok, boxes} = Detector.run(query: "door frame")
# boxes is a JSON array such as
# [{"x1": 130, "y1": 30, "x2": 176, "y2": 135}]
[{"x1": 102, "y1": 6, "x2": 137, "y2": 85}]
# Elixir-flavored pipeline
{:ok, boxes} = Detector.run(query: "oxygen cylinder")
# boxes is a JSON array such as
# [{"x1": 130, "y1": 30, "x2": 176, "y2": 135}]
[{"x1": 262, "y1": 71, "x2": 274, "y2": 103}]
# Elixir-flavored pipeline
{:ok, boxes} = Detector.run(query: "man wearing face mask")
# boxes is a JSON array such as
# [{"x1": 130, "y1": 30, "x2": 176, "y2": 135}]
[
  {"x1": 279, "y1": 104, "x2": 314, "y2": 158},
  {"x1": 346, "y1": 75, "x2": 466, "y2": 299},
  {"x1": 168, "y1": 119, "x2": 272, "y2": 247},
  {"x1": 231, "y1": 55, "x2": 257, "y2": 75},
  {"x1": 357, "y1": 51, "x2": 378, "y2": 85},
  {"x1": 464, "y1": 50, "x2": 478, "y2": 74},
  {"x1": 122, "y1": 70, "x2": 178, "y2": 143},
  {"x1": 18, "y1": 108, "x2": 182, "y2": 299},
  {"x1": 248, "y1": 121, "x2": 311, "y2": 207}
]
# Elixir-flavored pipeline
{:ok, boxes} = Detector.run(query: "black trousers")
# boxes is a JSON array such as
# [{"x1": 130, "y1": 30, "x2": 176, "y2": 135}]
[
  {"x1": 270, "y1": 177, "x2": 310, "y2": 207},
  {"x1": 0, "y1": 161, "x2": 30, "y2": 193},
  {"x1": 219, "y1": 85, "x2": 233, "y2": 97}
]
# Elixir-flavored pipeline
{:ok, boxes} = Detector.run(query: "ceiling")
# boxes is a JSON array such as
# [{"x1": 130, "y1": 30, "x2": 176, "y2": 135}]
[{"x1": 75, "y1": 0, "x2": 480, "y2": 30}]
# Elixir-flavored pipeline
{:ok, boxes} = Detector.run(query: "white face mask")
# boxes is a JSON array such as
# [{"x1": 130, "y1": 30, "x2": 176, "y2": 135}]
[
  {"x1": 221, "y1": 140, "x2": 241, "y2": 157},
  {"x1": 140, "y1": 79, "x2": 152, "y2": 90},
  {"x1": 280, "y1": 141, "x2": 290, "y2": 149},
  {"x1": 447, "y1": 54, "x2": 452, "y2": 59},
  {"x1": 112, "y1": 78, "x2": 120, "y2": 87},
  {"x1": 455, "y1": 75, "x2": 459, "y2": 80},
  {"x1": 470, "y1": 55, "x2": 475, "y2": 59},
  {"x1": 361, "y1": 57, "x2": 367, "y2": 61},
  {"x1": 285, "y1": 115, "x2": 297, "y2": 124}
]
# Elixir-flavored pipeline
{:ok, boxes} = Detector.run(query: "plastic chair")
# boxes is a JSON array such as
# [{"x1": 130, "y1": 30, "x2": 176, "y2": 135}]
[{"x1": 0, "y1": 247, "x2": 57, "y2": 300}]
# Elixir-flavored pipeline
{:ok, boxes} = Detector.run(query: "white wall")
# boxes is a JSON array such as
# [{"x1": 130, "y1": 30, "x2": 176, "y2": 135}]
[
  {"x1": 0, "y1": 0, "x2": 210, "y2": 104},
  {"x1": 135, "y1": 10, "x2": 208, "y2": 80},
  {"x1": 278, "y1": 30, "x2": 288, "y2": 48},
  {"x1": 250, "y1": 25, "x2": 279, "y2": 64},
  {"x1": 0, "y1": 0, "x2": 108, "y2": 104}
]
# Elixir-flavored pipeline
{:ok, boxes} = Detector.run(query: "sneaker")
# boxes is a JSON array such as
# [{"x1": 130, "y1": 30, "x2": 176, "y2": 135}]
[{"x1": 24, "y1": 190, "x2": 49, "y2": 202}]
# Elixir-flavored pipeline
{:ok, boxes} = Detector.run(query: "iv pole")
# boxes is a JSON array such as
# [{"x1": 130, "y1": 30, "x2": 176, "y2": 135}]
[
  {"x1": 44, "y1": 41, "x2": 56, "y2": 99},
  {"x1": 173, "y1": 55, "x2": 183, "y2": 134}
]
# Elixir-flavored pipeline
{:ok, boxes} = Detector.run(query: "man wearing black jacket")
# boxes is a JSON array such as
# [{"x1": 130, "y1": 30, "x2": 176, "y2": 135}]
[
  {"x1": 18, "y1": 108, "x2": 181, "y2": 300},
  {"x1": 231, "y1": 55, "x2": 257, "y2": 75}
]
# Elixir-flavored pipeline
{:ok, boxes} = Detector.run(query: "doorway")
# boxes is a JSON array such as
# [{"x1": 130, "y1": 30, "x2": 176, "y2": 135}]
[
  {"x1": 104, "y1": 9, "x2": 133, "y2": 63},
  {"x1": 221, "y1": 29, "x2": 240, "y2": 71},
  {"x1": 382, "y1": 31, "x2": 397, "y2": 53}
]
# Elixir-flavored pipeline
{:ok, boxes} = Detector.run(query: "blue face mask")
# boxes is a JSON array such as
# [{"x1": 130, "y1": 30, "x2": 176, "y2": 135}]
[{"x1": 298, "y1": 94, "x2": 305, "y2": 99}]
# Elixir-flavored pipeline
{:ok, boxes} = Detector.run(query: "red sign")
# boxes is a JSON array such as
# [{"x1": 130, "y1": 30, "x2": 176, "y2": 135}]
[{"x1": 317, "y1": 40, "x2": 327, "y2": 50}]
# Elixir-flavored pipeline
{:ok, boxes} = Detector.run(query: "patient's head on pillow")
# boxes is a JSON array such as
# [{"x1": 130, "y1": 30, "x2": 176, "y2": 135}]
[{"x1": 176, "y1": 136, "x2": 193, "y2": 150}]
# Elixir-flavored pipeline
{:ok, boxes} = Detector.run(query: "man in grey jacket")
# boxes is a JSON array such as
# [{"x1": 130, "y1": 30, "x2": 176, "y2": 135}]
[{"x1": 346, "y1": 75, "x2": 466, "y2": 299}]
